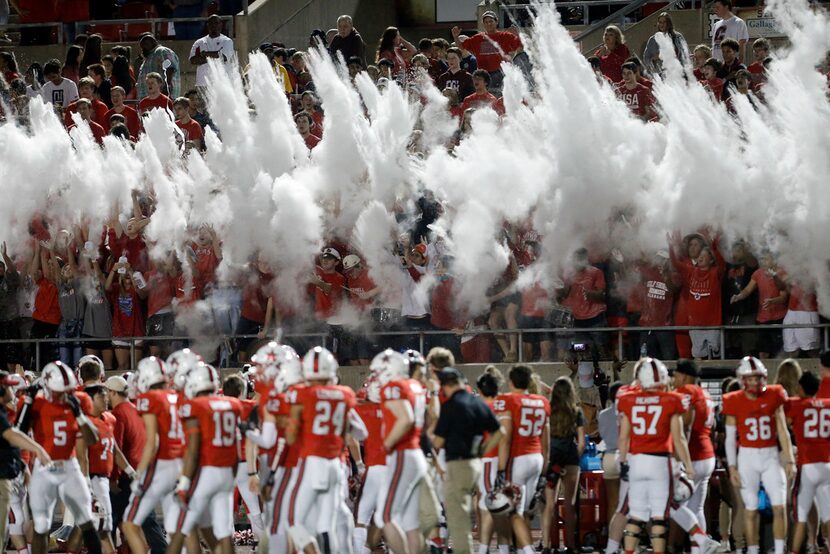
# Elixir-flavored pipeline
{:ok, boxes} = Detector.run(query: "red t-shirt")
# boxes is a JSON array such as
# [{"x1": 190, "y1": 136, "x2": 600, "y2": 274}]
[
  {"x1": 146, "y1": 270, "x2": 176, "y2": 317},
  {"x1": 138, "y1": 94, "x2": 174, "y2": 115},
  {"x1": 788, "y1": 283, "x2": 817, "y2": 312},
  {"x1": 461, "y1": 91, "x2": 498, "y2": 113},
  {"x1": 180, "y1": 395, "x2": 241, "y2": 467},
  {"x1": 722, "y1": 385, "x2": 787, "y2": 449},
  {"x1": 33, "y1": 277, "x2": 62, "y2": 324},
  {"x1": 88, "y1": 412, "x2": 117, "y2": 476},
  {"x1": 482, "y1": 398, "x2": 501, "y2": 458},
  {"x1": 431, "y1": 277, "x2": 463, "y2": 330},
  {"x1": 355, "y1": 401, "x2": 385, "y2": 467},
  {"x1": 752, "y1": 269, "x2": 787, "y2": 322},
  {"x1": 136, "y1": 389, "x2": 183, "y2": 460},
  {"x1": 192, "y1": 242, "x2": 220, "y2": 299},
  {"x1": 704, "y1": 78, "x2": 725, "y2": 102},
  {"x1": 104, "y1": 105, "x2": 141, "y2": 139},
  {"x1": 176, "y1": 119, "x2": 204, "y2": 143},
  {"x1": 818, "y1": 376, "x2": 830, "y2": 399},
  {"x1": 68, "y1": 120, "x2": 107, "y2": 144},
  {"x1": 304, "y1": 133, "x2": 321, "y2": 150},
  {"x1": 784, "y1": 396, "x2": 830, "y2": 465},
  {"x1": 314, "y1": 268, "x2": 344, "y2": 320},
  {"x1": 595, "y1": 44, "x2": 631, "y2": 84},
  {"x1": 381, "y1": 379, "x2": 426, "y2": 452},
  {"x1": 493, "y1": 392, "x2": 551, "y2": 458},
  {"x1": 64, "y1": 98, "x2": 109, "y2": 129},
  {"x1": 346, "y1": 268, "x2": 376, "y2": 311},
  {"x1": 110, "y1": 287, "x2": 145, "y2": 338},
  {"x1": 638, "y1": 265, "x2": 677, "y2": 327},
  {"x1": 461, "y1": 31, "x2": 522, "y2": 73},
  {"x1": 675, "y1": 250, "x2": 725, "y2": 326},
  {"x1": 520, "y1": 282, "x2": 550, "y2": 318},
  {"x1": 674, "y1": 384, "x2": 715, "y2": 461},
  {"x1": 112, "y1": 400, "x2": 146, "y2": 473},
  {"x1": 615, "y1": 82, "x2": 655, "y2": 119},
  {"x1": 31, "y1": 395, "x2": 80, "y2": 460},
  {"x1": 278, "y1": 384, "x2": 306, "y2": 468},
  {"x1": 561, "y1": 266, "x2": 607, "y2": 320},
  {"x1": 618, "y1": 390, "x2": 686, "y2": 455},
  {"x1": 107, "y1": 230, "x2": 147, "y2": 272},
  {"x1": 296, "y1": 384, "x2": 356, "y2": 459},
  {"x1": 240, "y1": 272, "x2": 270, "y2": 323}
]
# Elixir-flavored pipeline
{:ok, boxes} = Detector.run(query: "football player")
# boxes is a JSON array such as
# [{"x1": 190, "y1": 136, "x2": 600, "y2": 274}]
[{"x1": 351, "y1": 375, "x2": 386, "y2": 554}]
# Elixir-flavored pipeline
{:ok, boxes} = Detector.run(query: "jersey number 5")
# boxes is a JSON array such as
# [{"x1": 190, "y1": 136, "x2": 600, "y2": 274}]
[
  {"x1": 631, "y1": 405, "x2": 663, "y2": 435},
  {"x1": 54, "y1": 420, "x2": 68, "y2": 446}
]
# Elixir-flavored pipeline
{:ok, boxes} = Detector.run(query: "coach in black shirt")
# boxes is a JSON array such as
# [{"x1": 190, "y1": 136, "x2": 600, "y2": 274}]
[{"x1": 432, "y1": 367, "x2": 503, "y2": 554}]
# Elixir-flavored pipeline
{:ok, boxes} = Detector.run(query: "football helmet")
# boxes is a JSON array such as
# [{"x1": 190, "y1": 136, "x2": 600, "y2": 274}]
[
  {"x1": 166, "y1": 348, "x2": 204, "y2": 391},
  {"x1": 77, "y1": 354, "x2": 105, "y2": 381},
  {"x1": 250, "y1": 342, "x2": 284, "y2": 383},
  {"x1": 273, "y1": 345, "x2": 303, "y2": 393},
  {"x1": 736, "y1": 356, "x2": 767, "y2": 394},
  {"x1": 635, "y1": 357, "x2": 670, "y2": 390},
  {"x1": 302, "y1": 346, "x2": 338, "y2": 381},
  {"x1": 673, "y1": 469, "x2": 695, "y2": 503},
  {"x1": 184, "y1": 362, "x2": 220, "y2": 399},
  {"x1": 403, "y1": 349, "x2": 425, "y2": 376},
  {"x1": 370, "y1": 349, "x2": 408, "y2": 386},
  {"x1": 366, "y1": 376, "x2": 381, "y2": 403},
  {"x1": 484, "y1": 483, "x2": 521, "y2": 516},
  {"x1": 136, "y1": 356, "x2": 168, "y2": 394},
  {"x1": 124, "y1": 371, "x2": 139, "y2": 400},
  {"x1": 42, "y1": 361, "x2": 78, "y2": 393}
]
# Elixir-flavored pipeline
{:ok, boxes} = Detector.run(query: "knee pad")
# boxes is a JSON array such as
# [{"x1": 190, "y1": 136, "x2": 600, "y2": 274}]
[
  {"x1": 624, "y1": 518, "x2": 643, "y2": 539},
  {"x1": 33, "y1": 515, "x2": 51, "y2": 536},
  {"x1": 651, "y1": 519, "x2": 669, "y2": 540}
]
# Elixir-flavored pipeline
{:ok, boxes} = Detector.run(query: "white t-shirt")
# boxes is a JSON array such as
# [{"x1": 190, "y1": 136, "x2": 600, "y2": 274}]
[
  {"x1": 189, "y1": 33, "x2": 236, "y2": 86},
  {"x1": 712, "y1": 15, "x2": 749, "y2": 61},
  {"x1": 40, "y1": 78, "x2": 79, "y2": 107}
]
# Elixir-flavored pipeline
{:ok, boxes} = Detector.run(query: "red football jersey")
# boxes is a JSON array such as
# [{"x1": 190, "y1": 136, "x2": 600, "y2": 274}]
[
  {"x1": 31, "y1": 395, "x2": 81, "y2": 460},
  {"x1": 381, "y1": 379, "x2": 426, "y2": 452},
  {"x1": 675, "y1": 384, "x2": 715, "y2": 460},
  {"x1": 482, "y1": 398, "x2": 500, "y2": 458},
  {"x1": 237, "y1": 398, "x2": 258, "y2": 458},
  {"x1": 257, "y1": 384, "x2": 278, "y2": 463},
  {"x1": 355, "y1": 401, "x2": 385, "y2": 467},
  {"x1": 722, "y1": 385, "x2": 787, "y2": 449},
  {"x1": 136, "y1": 389, "x2": 184, "y2": 460},
  {"x1": 296, "y1": 385, "x2": 356, "y2": 459},
  {"x1": 785, "y1": 396, "x2": 830, "y2": 465},
  {"x1": 618, "y1": 390, "x2": 686, "y2": 455},
  {"x1": 88, "y1": 411, "x2": 116, "y2": 476},
  {"x1": 279, "y1": 384, "x2": 307, "y2": 468},
  {"x1": 179, "y1": 395, "x2": 242, "y2": 467},
  {"x1": 818, "y1": 376, "x2": 830, "y2": 399},
  {"x1": 74, "y1": 387, "x2": 95, "y2": 416},
  {"x1": 494, "y1": 392, "x2": 551, "y2": 457}
]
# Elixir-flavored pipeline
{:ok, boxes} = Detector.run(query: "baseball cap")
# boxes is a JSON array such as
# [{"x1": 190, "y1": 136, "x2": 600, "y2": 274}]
[
  {"x1": 482, "y1": 10, "x2": 498, "y2": 21},
  {"x1": 105, "y1": 376, "x2": 128, "y2": 393},
  {"x1": 347, "y1": 56, "x2": 364, "y2": 68},
  {"x1": 675, "y1": 359, "x2": 700, "y2": 378},
  {"x1": 437, "y1": 367, "x2": 464, "y2": 385},
  {"x1": 138, "y1": 32, "x2": 156, "y2": 43},
  {"x1": 321, "y1": 247, "x2": 341, "y2": 260},
  {"x1": 342, "y1": 254, "x2": 360, "y2": 270}
]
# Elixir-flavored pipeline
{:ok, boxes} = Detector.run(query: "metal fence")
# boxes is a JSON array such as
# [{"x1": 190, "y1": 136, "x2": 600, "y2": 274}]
[{"x1": 2, "y1": 322, "x2": 827, "y2": 371}]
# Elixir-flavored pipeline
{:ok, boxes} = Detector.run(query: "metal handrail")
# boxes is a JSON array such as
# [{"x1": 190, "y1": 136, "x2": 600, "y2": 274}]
[
  {"x1": 498, "y1": 0, "x2": 688, "y2": 29},
  {"x1": 8, "y1": 322, "x2": 829, "y2": 370},
  {"x1": 573, "y1": 0, "x2": 683, "y2": 42},
  {"x1": 0, "y1": 16, "x2": 235, "y2": 43}
]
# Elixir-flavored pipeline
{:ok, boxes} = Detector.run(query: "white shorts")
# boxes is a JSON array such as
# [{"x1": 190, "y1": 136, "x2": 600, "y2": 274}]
[
  {"x1": 794, "y1": 462, "x2": 830, "y2": 523},
  {"x1": 235, "y1": 461, "x2": 263, "y2": 517},
  {"x1": 8, "y1": 472, "x2": 28, "y2": 535},
  {"x1": 356, "y1": 465, "x2": 387, "y2": 526},
  {"x1": 374, "y1": 449, "x2": 428, "y2": 532},
  {"x1": 690, "y1": 330, "x2": 720, "y2": 358},
  {"x1": 477, "y1": 457, "x2": 499, "y2": 510},
  {"x1": 269, "y1": 465, "x2": 296, "y2": 537},
  {"x1": 783, "y1": 310, "x2": 820, "y2": 352},
  {"x1": 91, "y1": 475, "x2": 113, "y2": 532},
  {"x1": 628, "y1": 453, "x2": 675, "y2": 522},
  {"x1": 124, "y1": 458, "x2": 182, "y2": 534},
  {"x1": 286, "y1": 456, "x2": 346, "y2": 550},
  {"x1": 176, "y1": 466, "x2": 235, "y2": 539},
  {"x1": 685, "y1": 457, "x2": 716, "y2": 531},
  {"x1": 507, "y1": 452, "x2": 544, "y2": 516},
  {"x1": 29, "y1": 458, "x2": 94, "y2": 534},
  {"x1": 738, "y1": 446, "x2": 786, "y2": 510}
]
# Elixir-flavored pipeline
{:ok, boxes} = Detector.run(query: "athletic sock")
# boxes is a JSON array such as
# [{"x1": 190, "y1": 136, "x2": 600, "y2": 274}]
[
  {"x1": 748, "y1": 545, "x2": 760, "y2": 554},
  {"x1": 479, "y1": 545, "x2": 490, "y2": 554},
  {"x1": 606, "y1": 539, "x2": 620, "y2": 554},
  {"x1": 498, "y1": 546, "x2": 510, "y2": 554},
  {"x1": 522, "y1": 546, "x2": 535, "y2": 554},
  {"x1": 353, "y1": 527, "x2": 368, "y2": 554},
  {"x1": 774, "y1": 539, "x2": 785, "y2": 554}
]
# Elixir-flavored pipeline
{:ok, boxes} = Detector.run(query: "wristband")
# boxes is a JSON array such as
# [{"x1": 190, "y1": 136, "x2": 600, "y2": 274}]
[
  {"x1": 76, "y1": 414, "x2": 90, "y2": 427},
  {"x1": 248, "y1": 471, "x2": 258, "y2": 476}
]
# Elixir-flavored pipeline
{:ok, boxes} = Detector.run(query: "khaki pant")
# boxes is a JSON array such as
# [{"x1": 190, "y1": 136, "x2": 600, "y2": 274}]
[
  {"x1": 443, "y1": 458, "x2": 482, "y2": 554},
  {"x1": 0, "y1": 477, "x2": 13, "y2": 545},
  {"x1": 419, "y1": 466, "x2": 441, "y2": 537}
]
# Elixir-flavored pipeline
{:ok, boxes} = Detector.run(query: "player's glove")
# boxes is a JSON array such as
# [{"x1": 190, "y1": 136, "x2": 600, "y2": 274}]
[
  {"x1": 24, "y1": 383, "x2": 41, "y2": 403},
  {"x1": 175, "y1": 476, "x2": 191, "y2": 508},
  {"x1": 130, "y1": 474, "x2": 144, "y2": 496},
  {"x1": 620, "y1": 462, "x2": 629, "y2": 482},
  {"x1": 65, "y1": 393, "x2": 82, "y2": 417},
  {"x1": 495, "y1": 470, "x2": 506, "y2": 489},
  {"x1": 238, "y1": 419, "x2": 256, "y2": 433}
]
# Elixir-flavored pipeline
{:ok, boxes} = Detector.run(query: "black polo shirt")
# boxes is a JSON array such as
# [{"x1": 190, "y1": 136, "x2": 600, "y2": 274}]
[
  {"x1": 0, "y1": 409, "x2": 22, "y2": 479},
  {"x1": 434, "y1": 388, "x2": 500, "y2": 461}
]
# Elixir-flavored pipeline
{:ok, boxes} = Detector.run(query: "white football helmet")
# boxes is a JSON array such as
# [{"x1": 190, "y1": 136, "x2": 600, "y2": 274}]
[
  {"x1": 673, "y1": 470, "x2": 694, "y2": 503},
  {"x1": 736, "y1": 356, "x2": 767, "y2": 394},
  {"x1": 166, "y1": 348, "x2": 204, "y2": 391},
  {"x1": 77, "y1": 354, "x2": 105, "y2": 381},
  {"x1": 273, "y1": 345, "x2": 303, "y2": 393},
  {"x1": 484, "y1": 483, "x2": 521, "y2": 516},
  {"x1": 5, "y1": 373, "x2": 27, "y2": 395},
  {"x1": 366, "y1": 376, "x2": 381, "y2": 403},
  {"x1": 251, "y1": 342, "x2": 284, "y2": 383},
  {"x1": 635, "y1": 357, "x2": 670, "y2": 390},
  {"x1": 370, "y1": 349, "x2": 408, "y2": 386},
  {"x1": 42, "y1": 361, "x2": 78, "y2": 393},
  {"x1": 124, "y1": 371, "x2": 139, "y2": 400},
  {"x1": 184, "y1": 362, "x2": 220, "y2": 400},
  {"x1": 136, "y1": 356, "x2": 168, "y2": 394},
  {"x1": 302, "y1": 346, "x2": 338, "y2": 381},
  {"x1": 403, "y1": 349, "x2": 425, "y2": 375}
]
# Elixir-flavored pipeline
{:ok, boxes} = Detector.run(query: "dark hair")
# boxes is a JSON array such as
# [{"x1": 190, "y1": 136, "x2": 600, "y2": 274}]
[
  {"x1": 79, "y1": 361, "x2": 102, "y2": 383},
  {"x1": 433, "y1": 38, "x2": 449, "y2": 50},
  {"x1": 799, "y1": 371, "x2": 820, "y2": 397},
  {"x1": 735, "y1": 69, "x2": 751, "y2": 81},
  {"x1": 274, "y1": 48, "x2": 288, "y2": 61},
  {"x1": 112, "y1": 55, "x2": 134, "y2": 95},
  {"x1": 703, "y1": 57, "x2": 723, "y2": 72},
  {"x1": 109, "y1": 123, "x2": 131, "y2": 140},
  {"x1": 26, "y1": 62, "x2": 45, "y2": 85},
  {"x1": 294, "y1": 111, "x2": 312, "y2": 124},
  {"x1": 0, "y1": 51, "x2": 18, "y2": 74},
  {"x1": 87, "y1": 63, "x2": 106, "y2": 78},
  {"x1": 721, "y1": 38, "x2": 740, "y2": 53},
  {"x1": 377, "y1": 58, "x2": 394, "y2": 68},
  {"x1": 376, "y1": 27, "x2": 400, "y2": 61},
  {"x1": 714, "y1": 0, "x2": 732, "y2": 9},
  {"x1": 587, "y1": 56, "x2": 601, "y2": 70},
  {"x1": 418, "y1": 38, "x2": 434, "y2": 51},
  {"x1": 74, "y1": 33, "x2": 89, "y2": 47},
  {"x1": 821, "y1": 350, "x2": 830, "y2": 368},
  {"x1": 347, "y1": 55, "x2": 364, "y2": 68},
  {"x1": 726, "y1": 378, "x2": 741, "y2": 393},
  {"x1": 625, "y1": 55, "x2": 644, "y2": 69},
  {"x1": 621, "y1": 61, "x2": 638, "y2": 74},
  {"x1": 550, "y1": 377, "x2": 580, "y2": 438},
  {"x1": 80, "y1": 34, "x2": 104, "y2": 72},
  {"x1": 608, "y1": 381, "x2": 623, "y2": 403},
  {"x1": 43, "y1": 59, "x2": 62, "y2": 76},
  {"x1": 720, "y1": 376, "x2": 736, "y2": 394},
  {"x1": 676, "y1": 359, "x2": 699, "y2": 379},
  {"x1": 102, "y1": 54, "x2": 114, "y2": 65},
  {"x1": 9, "y1": 78, "x2": 26, "y2": 96},
  {"x1": 753, "y1": 37, "x2": 770, "y2": 52},
  {"x1": 64, "y1": 45, "x2": 83, "y2": 70},
  {"x1": 477, "y1": 372, "x2": 500, "y2": 397},
  {"x1": 509, "y1": 364, "x2": 533, "y2": 390},
  {"x1": 111, "y1": 45, "x2": 131, "y2": 59},
  {"x1": 446, "y1": 46, "x2": 462, "y2": 59},
  {"x1": 173, "y1": 96, "x2": 190, "y2": 109},
  {"x1": 222, "y1": 374, "x2": 246, "y2": 398},
  {"x1": 472, "y1": 68, "x2": 491, "y2": 84}
]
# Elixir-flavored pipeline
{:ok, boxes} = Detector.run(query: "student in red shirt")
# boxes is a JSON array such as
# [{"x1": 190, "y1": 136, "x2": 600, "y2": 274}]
[
  {"x1": 558, "y1": 248, "x2": 608, "y2": 355},
  {"x1": 615, "y1": 62, "x2": 657, "y2": 121},
  {"x1": 174, "y1": 96, "x2": 204, "y2": 151},
  {"x1": 310, "y1": 247, "x2": 345, "y2": 323},
  {"x1": 138, "y1": 72, "x2": 173, "y2": 117},
  {"x1": 637, "y1": 251, "x2": 679, "y2": 360},
  {"x1": 747, "y1": 38, "x2": 770, "y2": 86},
  {"x1": 67, "y1": 98, "x2": 107, "y2": 144},
  {"x1": 295, "y1": 111, "x2": 320, "y2": 150},
  {"x1": 64, "y1": 77, "x2": 109, "y2": 129},
  {"x1": 104, "y1": 86, "x2": 140, "y2": 139},
  {"x1": 236, "y1": 259, "x2": 272, "y2": 361},
  {"x1": 29, "y1": 241, "x2": 62, "y2": 362},
  {"x1": 105, "y1": 258, "x2": 144, "y2": 370},
  {"x1": 451, "y1": 10, "x2": 522, "y2": 88},
  {"x1": 461, "y1": 69, "x2": 499, "y2": 113},
  {"x1": 730, "y1": 250, "x2": 788, "y2": 358},
  {"x1": 594, "y1": 25, "x2": 631, "y2": 84},
  {"x1": 701, "y1": 58, "x2": 727, "y2": 102}
]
